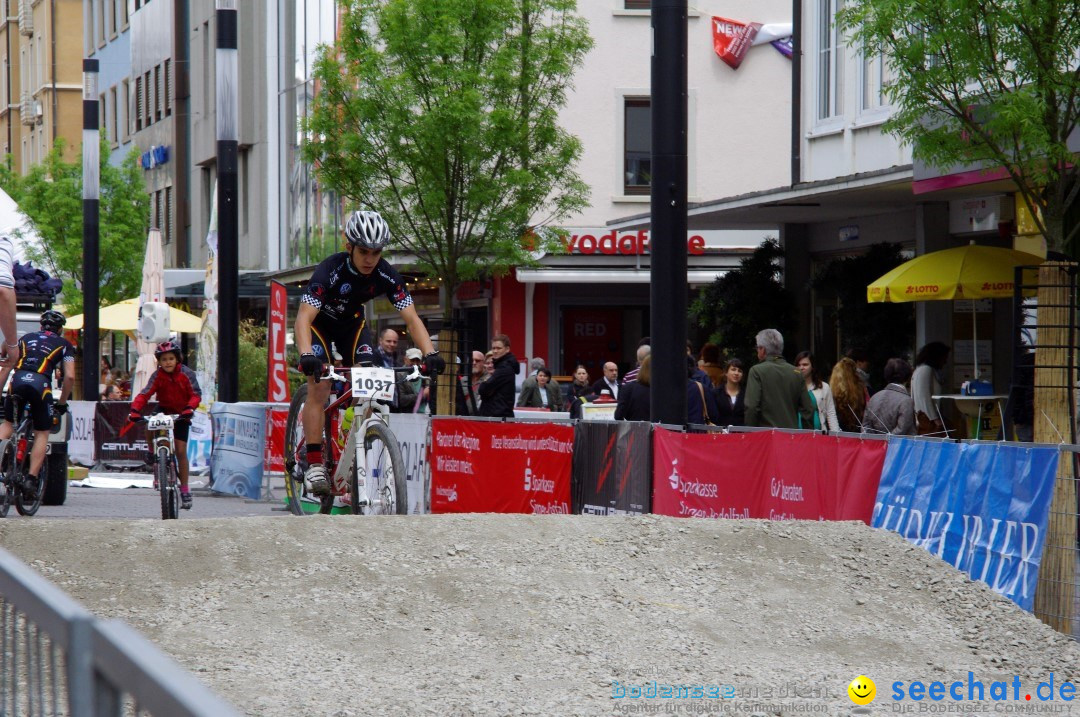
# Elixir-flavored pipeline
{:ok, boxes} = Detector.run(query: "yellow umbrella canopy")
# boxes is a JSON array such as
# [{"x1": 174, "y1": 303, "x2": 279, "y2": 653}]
[
  {"x1": 65, "y1": 298, "x2": 203, "y2": 333},
  {"x1": 867, "y1": 243, "x2": 1043, "y2": 303}
]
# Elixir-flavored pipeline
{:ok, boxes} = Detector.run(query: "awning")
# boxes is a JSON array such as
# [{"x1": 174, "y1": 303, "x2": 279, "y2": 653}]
[{"x1": 515, "y1": 268, "x2": 727, "y2": 284}]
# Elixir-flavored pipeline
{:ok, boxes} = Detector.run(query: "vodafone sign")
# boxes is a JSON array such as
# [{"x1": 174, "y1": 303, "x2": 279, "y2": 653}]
[{"x1": 560, "y1": 230, "x2": 708, "y2": 256}]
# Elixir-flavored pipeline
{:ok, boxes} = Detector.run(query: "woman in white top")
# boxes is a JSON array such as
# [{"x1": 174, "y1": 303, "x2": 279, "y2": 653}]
[
  {"x1": 911, "y1": 341, "x2": 950, "y2": 435},
  {"x1": 795, "y1": 351, "x2": 840, "y2": 432}
]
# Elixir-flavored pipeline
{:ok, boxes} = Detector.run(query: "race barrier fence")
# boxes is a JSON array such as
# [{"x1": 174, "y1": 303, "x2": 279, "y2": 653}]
[{"x1": 55, "y1": 402, "x2": 1080, "y2": 633}]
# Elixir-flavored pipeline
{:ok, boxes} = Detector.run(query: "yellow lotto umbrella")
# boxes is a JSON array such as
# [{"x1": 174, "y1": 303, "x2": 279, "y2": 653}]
[
  {"x1": 867, "y1": 242, "x2": 1044, "y2": 377},
  {"x1": 66, "y1": 298, "x2": 203, "y2": 333},
  {"x1": 867, "y1": 242, "x2": 1043, "y2": 303}
]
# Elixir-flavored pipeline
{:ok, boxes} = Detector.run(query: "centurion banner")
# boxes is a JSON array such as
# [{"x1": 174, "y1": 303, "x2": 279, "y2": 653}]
[
  {"x1": 651, "y1": 429, "x2": 887, "y2": 521},
  {"x1": 429, "y1": 418, "x2": 573, "y2": 514},
  {"x1": 872, "y1": 438, "x2": 1059, "y2": 611},
  {"x1": 572, "y1": 421, "x2": 652, "y2": 515}
]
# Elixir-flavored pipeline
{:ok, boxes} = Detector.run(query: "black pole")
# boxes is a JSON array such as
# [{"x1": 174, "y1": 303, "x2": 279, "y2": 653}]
[
  {"x1": 790, "y1": 0, "x2": 802, "y2": 186},
  {"x1": 650, "y1": 0, "x2": 688, "y2": 424},
  {"x1": 216, "y1": 1, "x2": 239, "y2": 402},
  {"x1": 82, "y1": 59, "x2": 99, "y2": 400}
]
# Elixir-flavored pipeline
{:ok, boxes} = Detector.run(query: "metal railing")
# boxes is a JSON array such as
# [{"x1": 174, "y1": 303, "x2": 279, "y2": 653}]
[{"x1": 0, "y1": 548, "x2": 240, "y2": 717}]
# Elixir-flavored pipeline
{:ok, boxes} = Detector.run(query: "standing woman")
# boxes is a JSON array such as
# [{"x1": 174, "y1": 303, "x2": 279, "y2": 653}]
[
  {"x1": 565, "y1": 364, "x2": 591, "y2": 403},
  {"x1": 911, "y1": 341, "x2": 950, "y2": 435},
  {"x1": 715, "y1": 358, "x2": 746, "y2": 426},
  {"x1": 830, "y1": 357, "x2": 867, "y2": 433},
  {"x1": 795, "y1": 351, "x2": 840, "y2": 432}
]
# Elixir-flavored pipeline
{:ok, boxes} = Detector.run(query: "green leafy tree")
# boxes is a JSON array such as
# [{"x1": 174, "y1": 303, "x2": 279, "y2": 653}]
[
  {"x1": 237, "y1": 319, "x2": 268, "y2": 402},
  {"x1": 839, "y1": 0, "x2": 1080, "y2": 251},
  {"x1": 0, "y1": 139, "x2": 150, "y2": 312},
  {"x1": 303, "y1": 0, "x2": 593, "y2": 315},
  {"x1": 690, "y1": 239, "x2": 797, "y2": 366},
  {"x1": 811, "y1": 243, "x2": 915, "y2": 385}
]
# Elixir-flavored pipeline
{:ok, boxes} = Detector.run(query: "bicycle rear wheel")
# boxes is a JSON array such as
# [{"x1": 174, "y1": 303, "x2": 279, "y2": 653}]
[
  {"x1": 0, "y1": 439, "x2": 13, "y2": 518},
  {"x1": 157, "y1": 446, "x2": 178, "y2": 520},
  {"x1": 351, "y1": 421, "x2": 406, "y2": 515},
  {"x1": 14, "y1": 437, "x2": 44, "y2": 517},
  {"x1": 283, "y1": 384, "x2": 333, "y2": 516}
]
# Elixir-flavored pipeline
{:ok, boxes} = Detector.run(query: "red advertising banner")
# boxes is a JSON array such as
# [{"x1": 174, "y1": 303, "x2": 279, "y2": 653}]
[
  {"x1": 267, "y1": 280, "x2": 290, "y2": 403},
  {"x1": 263, "y1": 407, "x2": 288, "y2": 473},
  {"x1": 430, "y1": 418, "x2": 574, "y2": 514},
  {"x1": 651, "y1": 429, "x2": 886, "y2": 522}
]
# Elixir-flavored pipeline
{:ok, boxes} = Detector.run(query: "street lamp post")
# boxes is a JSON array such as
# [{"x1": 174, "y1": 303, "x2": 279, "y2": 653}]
[
  {"x1": 216, "y1": 0, "x2": 239, "y2": 402},
  {"x1": 650, "y1": 0, "x2": 688, "y2": 424},
  {"x1": 82, "y1": 59, "x2": 100, "y2": 400}
]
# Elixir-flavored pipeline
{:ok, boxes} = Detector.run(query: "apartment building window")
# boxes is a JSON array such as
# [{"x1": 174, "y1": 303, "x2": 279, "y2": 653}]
[
  {"x1": 143, "y1": 70, "x2": 152, "y2": 127},
  {"x1": 107, "y1": 0, "x2": 117, "y2": 38},
  {"x1": 96, "y1": 0, "x2": 106, "y2": 48},
  {"x1": 154, "y1": 65, "x2": 162, "y2": 122},
  {"x1": 99, "y1": 93, "x2": 106, "y2": 139},
  {"x1": 164, "y1": 186, "x2": 172, "y2": 244},
  {"x1": 109, "y1": 86, "x2": 119, "y2": 147},
  {"x1": 134, "y1": 76, "x2": 142, "y2": 131},
  {"x1": 816, "y1": 0, "x2": 844, "y2": 121},
  {"x1": 121, "y1": 78, "x2": 130, "y2": 141},
  {"x1": 625, "y1": 0, "x2": 650, "y2": 7},
  {"x1": 0, "y1": 55, "x2": 7, "y2": 108},
  {"x1": 164, "y1": 59, "x2": 171, "y2": 117},
  {"x1": 861, "y1": 51, "x2": 891, "y2": 112},
  {"x1": 624, "y1": 97, "x2": 651, "y2": 195},
  {"x1": 120, "y1": 0, "x2": 129, "y2": 29}
]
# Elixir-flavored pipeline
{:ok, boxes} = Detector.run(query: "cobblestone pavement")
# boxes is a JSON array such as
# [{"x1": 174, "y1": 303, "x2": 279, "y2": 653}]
[{"x1": 24, "y1": 473, "x2": 292, "y2": 520}]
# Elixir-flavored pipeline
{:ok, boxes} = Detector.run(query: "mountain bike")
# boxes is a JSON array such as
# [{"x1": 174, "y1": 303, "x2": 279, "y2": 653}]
[
  {"x1": 140, "y1": 413, "x2": 182, "y2": 520},
  {"x1": 283, "y1": 364, "x2": 420, "y2": 516},
  {"x1": 0, "y1": 398, "x2": 49, "y2": 517}
]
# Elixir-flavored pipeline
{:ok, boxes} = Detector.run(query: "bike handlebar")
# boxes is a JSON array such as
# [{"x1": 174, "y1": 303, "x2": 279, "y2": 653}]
[{"x1": 322, "y1": 364, "x2": 424, "y2": 385}]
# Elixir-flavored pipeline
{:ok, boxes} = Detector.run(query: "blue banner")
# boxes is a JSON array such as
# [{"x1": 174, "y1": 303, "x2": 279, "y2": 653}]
[{"x1": 872, "y1": 438, "x2": 1059, "y2": 611}]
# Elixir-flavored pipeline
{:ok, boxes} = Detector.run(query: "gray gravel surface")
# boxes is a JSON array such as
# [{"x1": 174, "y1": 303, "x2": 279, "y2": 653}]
[{"x1": 1, "y1": 514, "x2": 1078, "y2": 716}]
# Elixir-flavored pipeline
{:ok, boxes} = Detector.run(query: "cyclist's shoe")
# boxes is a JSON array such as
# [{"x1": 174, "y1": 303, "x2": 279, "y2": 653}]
[
  {"x1": 21, "y1": 475, "x2": 39, "y2": 497},
  {"x1": 304, "y1": 464, "x2": 330, "y2": 496},
  {"x1": 180, "y1": 492, "x2": 193, "y2": 510}
]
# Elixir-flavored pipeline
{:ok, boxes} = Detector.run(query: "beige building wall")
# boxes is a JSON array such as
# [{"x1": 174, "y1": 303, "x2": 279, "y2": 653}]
[{"x1": 0, "y1": 0, "x2": 83, "y2": 175}]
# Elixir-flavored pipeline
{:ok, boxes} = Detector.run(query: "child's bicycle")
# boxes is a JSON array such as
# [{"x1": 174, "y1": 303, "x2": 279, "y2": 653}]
[
  {"x1": 0, "y1": 398, "x2": 50, "y2": 518},
  {"x1": 283, "y1": 364, "x2": 424, "y2": 516},
  {"x1": 134, "y1": 413, "x2": 183, "y2": 520}
]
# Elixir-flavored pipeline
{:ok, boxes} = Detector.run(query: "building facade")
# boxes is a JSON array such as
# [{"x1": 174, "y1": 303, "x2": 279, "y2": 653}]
[{"x1": 2, "y1": 0, "x2": 83, "y2": 171}]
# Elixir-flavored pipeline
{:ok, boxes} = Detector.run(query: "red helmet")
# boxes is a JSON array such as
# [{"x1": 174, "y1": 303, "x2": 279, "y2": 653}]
[{"x1": 154, "y1": 341, "x2": 181, "y2": 360}]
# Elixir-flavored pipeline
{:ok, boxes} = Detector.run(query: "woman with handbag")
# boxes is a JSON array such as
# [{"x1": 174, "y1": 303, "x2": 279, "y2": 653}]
[{"x1": 795, "y1": 351, "x2": 839, "y2": 432}]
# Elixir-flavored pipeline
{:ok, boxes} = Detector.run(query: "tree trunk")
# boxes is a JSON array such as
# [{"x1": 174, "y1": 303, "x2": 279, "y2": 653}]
[{"x1": 1032, "y1": 261, "x2": 1078, "y2": 635}]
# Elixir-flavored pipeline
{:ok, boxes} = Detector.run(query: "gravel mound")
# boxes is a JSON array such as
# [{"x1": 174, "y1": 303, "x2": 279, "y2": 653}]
[{"x1": 2, "y1": 515, "x2": 1078, "y2": 716}]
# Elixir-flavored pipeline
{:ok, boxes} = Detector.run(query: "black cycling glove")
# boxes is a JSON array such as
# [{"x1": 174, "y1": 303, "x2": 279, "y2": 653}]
[
  {"x1": 298, "y1": 353, "x2": 323, "y2": 377},
  {"x1": 423, "y1": 352, "x2": 446, "y2": 375}
]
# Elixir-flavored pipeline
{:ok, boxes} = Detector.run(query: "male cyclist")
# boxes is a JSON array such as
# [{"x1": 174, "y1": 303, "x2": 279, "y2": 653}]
[
  {"x1": 294, "y1": 210, "x2": 445, "y2": 496},
  {"x1": 0, "y1": 310, "x2": 75, "y2": 495}
]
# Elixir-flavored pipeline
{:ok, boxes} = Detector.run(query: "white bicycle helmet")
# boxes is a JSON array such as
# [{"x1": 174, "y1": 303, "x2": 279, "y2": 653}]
[{"x1": 343, "y1": 210, "x2": 391, "y2": 251}]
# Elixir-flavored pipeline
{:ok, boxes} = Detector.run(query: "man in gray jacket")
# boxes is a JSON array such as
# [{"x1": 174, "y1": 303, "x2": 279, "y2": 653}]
[{"x1": 744, "y1": 329, "x2": 815, "y2": 429}]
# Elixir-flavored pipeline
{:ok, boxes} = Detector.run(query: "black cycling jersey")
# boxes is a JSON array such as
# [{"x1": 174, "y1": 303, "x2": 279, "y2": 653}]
[
  {"x1": 300, "y1": 253, "x2": 413, "y2": 322},
  {"x1": 13, "y1": 330, "x2": 75, "y2": 386}
]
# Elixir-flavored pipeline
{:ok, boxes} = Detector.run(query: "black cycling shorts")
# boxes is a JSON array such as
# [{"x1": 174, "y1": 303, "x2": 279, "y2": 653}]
[
  {"x1": 309, "y1": 317, "x2": 375, "y2": 367},
  {"x1": 4, "y1": 372, "x2": 53, "y2": 431},
  {"x1": 172, "y1": 420, "x2": 190, "y2": 443}
]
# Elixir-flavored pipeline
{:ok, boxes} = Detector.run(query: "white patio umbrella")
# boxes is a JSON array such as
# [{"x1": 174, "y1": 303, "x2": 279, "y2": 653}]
[{"x1": 132, "y1": 228, "x2": 166, "y2": 395}]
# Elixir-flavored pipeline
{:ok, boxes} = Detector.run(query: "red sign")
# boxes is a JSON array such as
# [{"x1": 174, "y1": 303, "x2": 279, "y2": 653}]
[
  {"x1": 263, "y1": 407, "x2": 288, "y2": 473},
  {"x1": 267, "y1": 281, "x2": 290, "y2": 403},
  {"x1": 713, "y1": 16, "x2": 762, "y2": 69},
  {"x1": 559, "y1": 230, "x2": 706, "y2": 256},
  {"x1": 429, "y1": 418, "x2": 574, "y2": 514},
  {"x1": 651, "y1": 429, "x2": 886, "y2": 522}
]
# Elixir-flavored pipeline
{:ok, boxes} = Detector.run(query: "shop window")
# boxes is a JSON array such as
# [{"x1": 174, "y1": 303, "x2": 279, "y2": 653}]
[
  {"x1": 624, "y1": 97, "x2": 651, "y2": 195},
  {"x1": 816, "y1": 0, "x2": 844, "y2": 122}
]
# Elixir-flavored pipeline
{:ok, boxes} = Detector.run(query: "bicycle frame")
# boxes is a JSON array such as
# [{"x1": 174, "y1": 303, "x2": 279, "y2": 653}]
[{"x1": 323, "y1": 366, "x2": 420, "y2": 503}]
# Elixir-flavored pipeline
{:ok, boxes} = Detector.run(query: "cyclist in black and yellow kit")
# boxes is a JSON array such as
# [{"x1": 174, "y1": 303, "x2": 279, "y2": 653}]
[
  {"x1": 294, "y1": 210, "x2": 445, "y2": 496},
  {"x1": 0, "y1": 310, "x2": 75, "y2": 494}
]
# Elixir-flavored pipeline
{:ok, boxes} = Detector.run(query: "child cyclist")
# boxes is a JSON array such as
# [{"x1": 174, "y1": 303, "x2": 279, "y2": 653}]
[{"x1": 127, "y1": 341, "x2": 202, "y2": 509}]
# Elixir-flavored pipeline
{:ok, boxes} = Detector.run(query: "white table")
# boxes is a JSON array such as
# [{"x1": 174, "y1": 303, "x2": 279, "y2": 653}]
[{"x1": 933, "y1": 394, "x2": 1009, "y2": 440}]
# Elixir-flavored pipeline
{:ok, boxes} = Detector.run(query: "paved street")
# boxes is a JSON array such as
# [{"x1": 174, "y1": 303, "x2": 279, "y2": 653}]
[{"x1": 21, "y1": 473, "x2": 293, "y2": 520}]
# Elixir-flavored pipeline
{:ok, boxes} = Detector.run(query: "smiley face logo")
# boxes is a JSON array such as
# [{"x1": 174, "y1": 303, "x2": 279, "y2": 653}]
[{"x1": 848, "y1": 675, "x2": 876, "y2": 705}]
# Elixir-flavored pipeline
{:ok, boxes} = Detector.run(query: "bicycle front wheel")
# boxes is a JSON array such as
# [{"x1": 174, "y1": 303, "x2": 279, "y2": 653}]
[
  {"x1": 0, "y1": 439, "x2": 13, "y2": 518},
  {"x1": 15, "y1": 443, "x2": 44, "y2": 517},
  {"x1": 351, "y1": 421, "x2": 406, "y2": 516},
  {"x1": 157, "y1": 446, "x2": 178, "y2": 520}
]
